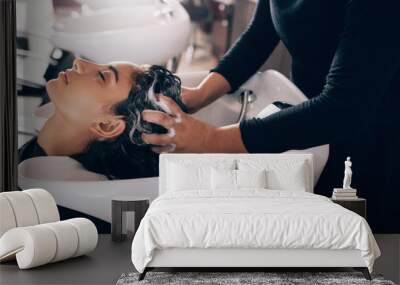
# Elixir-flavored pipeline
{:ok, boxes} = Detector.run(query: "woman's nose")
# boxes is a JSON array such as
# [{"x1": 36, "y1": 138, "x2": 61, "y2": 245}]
[
  {"x1": 72, "y1": 58, "x2": 100, "y2": 75},
  {"x1": 72, "y1": 58, "x2": 85, "y2": 73}
]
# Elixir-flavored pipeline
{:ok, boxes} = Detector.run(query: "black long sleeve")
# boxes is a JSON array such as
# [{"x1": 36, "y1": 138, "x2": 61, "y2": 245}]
[
  {"x1": 211, "y1": 0, "x2": 279, "y2": 93},
  {"x1": 239, "y1": 0, "x2": 400, "y2": 153}
]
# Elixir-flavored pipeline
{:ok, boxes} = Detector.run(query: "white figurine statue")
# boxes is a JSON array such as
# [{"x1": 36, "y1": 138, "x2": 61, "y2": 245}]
[{"x1": 342, "y1": 157, "x2": 353, "y2": 189}]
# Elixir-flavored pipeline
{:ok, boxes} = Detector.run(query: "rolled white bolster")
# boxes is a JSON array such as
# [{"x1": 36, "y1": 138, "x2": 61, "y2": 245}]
[
  {"x1": 0, "y1": 226, "x2": 57, "y2": 269},
  {"x1": 24, "y1": 188, "x2": 60, "y2": 224},
  {"x1": 66, "y1": 218, "x2": 98, "y2": 257},
  {"x1": 1, "y1": 191, "x2": 39, "y2": 227},
  {"x1": 0, "y1": 196, "x2": 17, "y2": 237},
  {"x1": 42, "y1": 221, "x2": 79, "y2": 262}
]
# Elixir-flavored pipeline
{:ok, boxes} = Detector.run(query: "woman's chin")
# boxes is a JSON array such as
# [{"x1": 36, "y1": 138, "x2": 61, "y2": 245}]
[{"x1": 46, "y1": 79, "x2": 61, "y2": 101}]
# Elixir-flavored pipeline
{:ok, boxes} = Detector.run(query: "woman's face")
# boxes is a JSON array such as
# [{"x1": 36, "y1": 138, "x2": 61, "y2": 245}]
[{"x1": 46, "y1": 58, "x2": 142, "y2": 129}]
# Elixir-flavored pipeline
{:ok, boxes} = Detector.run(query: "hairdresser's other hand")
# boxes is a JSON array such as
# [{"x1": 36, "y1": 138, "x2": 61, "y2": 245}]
[
  {"x1": 180, "y1": 86, "x2": 206, "y2": 114},
  {"x1": 180, "y1": 72, "x2": 232, "y2": 114},
  {"x1": 141, "y1": 94, "x2": 217, "y2": 153}
]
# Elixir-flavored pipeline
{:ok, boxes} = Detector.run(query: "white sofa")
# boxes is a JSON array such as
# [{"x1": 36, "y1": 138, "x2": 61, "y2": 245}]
[{"x1": 0, "y1": 189, "x2": 98, "y2": 269}]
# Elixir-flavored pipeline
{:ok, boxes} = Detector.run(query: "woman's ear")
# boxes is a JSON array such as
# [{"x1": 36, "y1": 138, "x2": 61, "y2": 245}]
[{"x1": 90, "y1": 116, "x2": 126, "y2": 140}]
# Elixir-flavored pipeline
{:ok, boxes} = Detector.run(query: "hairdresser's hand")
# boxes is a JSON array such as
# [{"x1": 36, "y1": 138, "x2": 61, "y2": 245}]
[
  {"x1": 180, "y1": 72, "x2": 232, "y2": 114},
  {"x1": 180, "y1": 86, "x2": 206, "y2": 114},
  {"x1": 141, "y1": 94, "x2": 218, "y2": 153}
]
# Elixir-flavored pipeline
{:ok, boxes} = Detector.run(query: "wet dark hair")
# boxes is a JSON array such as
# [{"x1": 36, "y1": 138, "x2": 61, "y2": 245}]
[{"x1": 72, "y1": 65, "x2": 188, "y2": 180}]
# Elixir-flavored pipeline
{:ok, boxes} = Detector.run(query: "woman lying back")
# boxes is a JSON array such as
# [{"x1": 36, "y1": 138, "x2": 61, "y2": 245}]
[{"x1": 19, "y1": 58, "x2": 188, "y2": 179}]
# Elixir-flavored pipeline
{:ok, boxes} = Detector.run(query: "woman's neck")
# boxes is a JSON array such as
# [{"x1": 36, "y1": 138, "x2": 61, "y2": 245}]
[{"x1": 37, "y1": 113, "x2": 92, "y2": 156}]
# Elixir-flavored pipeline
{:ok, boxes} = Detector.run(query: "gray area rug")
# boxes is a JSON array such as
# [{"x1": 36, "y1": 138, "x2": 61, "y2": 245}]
[{"x1": 116, "y1": 272, "x2": 396, "y2": 285}]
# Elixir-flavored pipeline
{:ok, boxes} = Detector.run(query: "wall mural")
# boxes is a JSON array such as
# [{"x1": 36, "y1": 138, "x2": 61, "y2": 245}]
[{"x1": 16, "y1": 0, "x2": 400, "y2": 237}]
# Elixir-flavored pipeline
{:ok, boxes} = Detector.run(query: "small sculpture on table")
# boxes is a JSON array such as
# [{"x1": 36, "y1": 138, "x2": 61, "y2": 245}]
[
  {"x1": 343, "y1": 156, "x2": 353, "y2": 189},
  {"x1": 332, "y1": 156, "x2": 358, "y2": 200}
]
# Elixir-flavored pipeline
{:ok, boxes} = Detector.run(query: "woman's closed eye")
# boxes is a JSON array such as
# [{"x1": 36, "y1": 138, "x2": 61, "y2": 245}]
[
  {"x1": 98, "y1": 71, "x2": 106, "y2": 83},
  {"x1": 98, "y1": 70, "x2": 117, "y2": 85}
]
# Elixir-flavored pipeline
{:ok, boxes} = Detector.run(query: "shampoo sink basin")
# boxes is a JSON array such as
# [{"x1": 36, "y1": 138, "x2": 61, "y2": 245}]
[{"x1": 50, "y1": 0, "x2": 190, "y2": 64}]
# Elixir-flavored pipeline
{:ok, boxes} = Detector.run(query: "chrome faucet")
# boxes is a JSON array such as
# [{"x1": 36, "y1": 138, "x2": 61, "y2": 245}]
[{"x1": 237, "y1": 89, "x2": 257, "y2": 123}]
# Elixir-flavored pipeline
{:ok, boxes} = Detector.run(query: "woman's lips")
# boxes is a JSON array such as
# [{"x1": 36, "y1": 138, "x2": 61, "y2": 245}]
[{"x1": 59, "y1": 71, "x2": 69, "y2": 85}]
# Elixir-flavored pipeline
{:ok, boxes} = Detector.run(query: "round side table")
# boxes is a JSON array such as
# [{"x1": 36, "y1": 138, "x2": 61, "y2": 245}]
[{"x1": 111, "y1": 196, "x2": 150, "y2": 242}]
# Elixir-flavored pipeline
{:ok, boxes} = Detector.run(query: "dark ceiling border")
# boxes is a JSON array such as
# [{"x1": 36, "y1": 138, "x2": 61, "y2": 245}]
[{"x1": 0, "y1": 0, "x2": 18, "y2": 192}]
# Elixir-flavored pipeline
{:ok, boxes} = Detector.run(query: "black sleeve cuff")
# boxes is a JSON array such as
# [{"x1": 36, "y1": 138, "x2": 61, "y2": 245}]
[
  {"x1": 239, "y1": 117, "x2": 285, "y2": 153},
  {"x1": 238, "y1": 110, "x2": 301, "y2": 154},
  {"x1": 209, "y1": 66, "x2": 241, "y2": 94}
]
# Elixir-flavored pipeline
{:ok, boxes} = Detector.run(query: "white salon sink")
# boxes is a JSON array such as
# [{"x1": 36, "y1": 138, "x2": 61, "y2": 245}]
[{"x1": 50, "y1": 0, "x2": 190, "y2": 64}]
